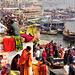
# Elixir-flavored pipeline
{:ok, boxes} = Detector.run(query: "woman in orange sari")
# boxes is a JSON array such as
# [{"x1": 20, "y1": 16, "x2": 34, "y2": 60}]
[
  {"x1": 19, "y1": 46, "x2": 32, "y2": 75},
  {"x1": 32, "y1": 59, "x2": 42, "y2": 75}
]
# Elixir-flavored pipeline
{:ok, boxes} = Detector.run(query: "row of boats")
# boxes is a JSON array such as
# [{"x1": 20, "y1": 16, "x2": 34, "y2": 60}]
[
  {"x1": 36, "y1": 20, "x2": 75, "y2": 43},
  {"x1": 37, "y1": 20, "x2": 66, "y2": 34},
  {"x1": 44, "y1": 7, "x2": 75, "y2": 21}
]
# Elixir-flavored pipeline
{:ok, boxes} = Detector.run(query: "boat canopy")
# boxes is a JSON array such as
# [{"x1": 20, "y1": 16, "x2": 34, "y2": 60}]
[{"x1": 51, "y1": 19, "x2": 61, "y2": 22}]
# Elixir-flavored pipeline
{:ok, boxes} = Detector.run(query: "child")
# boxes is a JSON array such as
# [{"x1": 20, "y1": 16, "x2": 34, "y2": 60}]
[{"x1": 0, "y1": 55, "x2": 11, "y2": 75}]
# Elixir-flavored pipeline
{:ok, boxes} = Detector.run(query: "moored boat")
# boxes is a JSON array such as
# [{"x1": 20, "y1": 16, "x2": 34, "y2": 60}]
[
  {"x1": 43, "y1": 20, "x2": 66, "y2": 34},
  {"x1": 40, "y1": 30, "x2": 57, "y2": 35},
  {"x1": 63, "y1": 31, "x2": 75, "y2": 42}
]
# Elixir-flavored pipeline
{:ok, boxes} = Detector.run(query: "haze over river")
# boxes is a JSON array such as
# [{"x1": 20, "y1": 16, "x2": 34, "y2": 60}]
[{"x1": 40, "y1": 0, "x2": 75, "y2": 47}]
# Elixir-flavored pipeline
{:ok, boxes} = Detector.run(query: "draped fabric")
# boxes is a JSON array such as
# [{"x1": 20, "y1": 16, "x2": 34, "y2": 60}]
[
  {"x1": 39, "y1": 65, "x2": 47, "y2": 75},
  {"x1": 32, "y1": 61, "x2": 42, "y2": 75},
  {"x1": 3, "y1": 38, "x2": 15, "y2": 52},
  {"x1": 11, "y1": 36, "x2": 23, "y2": 51},
  {"x1": 27, "y1": 26, "x2": 37, "y2": 37},
  {"x1": 33, "y1": 64, "x2": 39, "y2": 75},
  {"x1": 19, "y1": 49, "x2": 32, "y2": 75},
  {"x1": 20, "y1": 34, "x2": 34, "y2": 42}
]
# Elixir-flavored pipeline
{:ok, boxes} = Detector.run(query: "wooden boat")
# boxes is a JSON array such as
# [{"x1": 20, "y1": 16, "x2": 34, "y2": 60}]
[
  {"x1": 40, "y1": 30, "x2": 57, "y2": 35},
  {"x1": 41, "y1": 20, "x2": 66, "y2": 34},
  {"x1": 63, "y1": 31, "x2": 75, "y2": 42},
  {"x1": 53, "y1": 58, "x2": 64, "y2": 69},
  {"x1": 53, "y1": 63, "x2": 64, "y2": 69}
]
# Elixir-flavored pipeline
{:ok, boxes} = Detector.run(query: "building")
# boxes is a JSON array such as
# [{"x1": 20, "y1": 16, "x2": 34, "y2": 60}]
[
  {"x1": 0, "y1": 0, "x2": 42, "y2": 7},
  {"x1": 23, "y1": 10, "x2": 43, "y2": 18},
  {"x1": 0, "y1": 0, "x2": 23, "y2": 7}
]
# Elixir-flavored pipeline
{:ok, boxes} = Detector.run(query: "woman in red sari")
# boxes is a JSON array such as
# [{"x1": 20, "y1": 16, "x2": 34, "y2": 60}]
[
  {"x1": 42, "y1": 49, "x2": 46, "y2": 60},
  {"x1": 49, "y1": 43, "x2": 53, "y2": 56},
  {"x1": 39, "y1": 59, "x2": 48, "y2": 75}
]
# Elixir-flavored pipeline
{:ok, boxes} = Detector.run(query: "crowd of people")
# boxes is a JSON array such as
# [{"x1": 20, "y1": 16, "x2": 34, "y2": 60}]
[
  {"x1": 0, "y1": 13, "x2": 75, "y2": 75},
  {"x1": 0, "y1": 14, "x2": 21, "y2": 36},
  {"x1": 0, "y1": 13, "x2": 29, "y2": 37},
  {"x1": 33, "y1": 40, "x2": 64, "y2": 62},
  {"x1": 33, "y1": 40, "x2": 75, "y2": 75},
  {"x1": 0, "y1": 40, "x2": 75, "y2": 75},
  {"x1": 0, "y1": 46, "x2": 32, "y2": 75}
]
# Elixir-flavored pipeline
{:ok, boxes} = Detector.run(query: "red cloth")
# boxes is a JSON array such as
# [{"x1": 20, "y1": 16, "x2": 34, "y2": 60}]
[
  {"x1": 20, "y1": 34, "x2": 34, "y2": 42},
  {"x1": 39, "y1": 65, "x2": 47, "y2": 75},
  {"x1": 3, "y1": 38, "x2": 15, "y2": 52}
]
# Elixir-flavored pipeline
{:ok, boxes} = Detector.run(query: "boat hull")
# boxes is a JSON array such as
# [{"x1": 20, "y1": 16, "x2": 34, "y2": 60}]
[
  {"x1": 40, "y1": 30, "x2": 57, "y2": 35},
  {"x1": 63, "y1": 31, "x2": 75, "y2": 42}
]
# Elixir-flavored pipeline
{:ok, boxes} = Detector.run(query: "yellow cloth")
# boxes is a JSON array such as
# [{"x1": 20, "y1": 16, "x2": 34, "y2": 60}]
[
  {"x1": 33, "y1": 64, "x2": 39, "y2": 75},
  {"x1": 20, "y1": 31, "x2": 25, "y2": 34},
  {"x1": 32, "y1": 61, "x2": 42, "y2": 75},
  {"x1": 27, "y1": 26, "x2": 37, "y2": 37},
  {"x1": 10, "y1": 70, "x2": 16, "y2": 75}
]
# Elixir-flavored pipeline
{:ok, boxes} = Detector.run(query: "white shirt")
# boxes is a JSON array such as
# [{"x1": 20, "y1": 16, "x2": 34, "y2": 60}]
[
  {"x1": 39, "y1": 49, "x2": 43, "y2": 57},
  {"x1": 35, "y1": 50, "x2": 40, "y2": 58},
  {"x1": 0, "y1": 23, "x2": 7, "y2": 33}
]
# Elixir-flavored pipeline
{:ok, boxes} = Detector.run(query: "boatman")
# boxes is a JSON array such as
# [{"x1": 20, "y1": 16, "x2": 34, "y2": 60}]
[{"x1": 67, "y1": 29, "x2": 70, "y2": 34}]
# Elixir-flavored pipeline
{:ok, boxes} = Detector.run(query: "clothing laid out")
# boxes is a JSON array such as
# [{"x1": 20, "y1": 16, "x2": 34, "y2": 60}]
[
  {"x1": 3, "y1": 38, "x2": 15, "y2": 52},
  {"x1": 27, "y1": 26, "x2": 37, "y2": 37},
  {"x1": 11, "y1": 36, "x2": 23, "y2": 51},
  {"x1": 20, "y1": 34, "x2": 34, "y2": 42}
]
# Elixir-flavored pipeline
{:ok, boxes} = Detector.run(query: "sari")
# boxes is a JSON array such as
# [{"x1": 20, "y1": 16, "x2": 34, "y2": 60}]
[{"x1": 19, "y1": 49, "x2": 32, "y2": 75}]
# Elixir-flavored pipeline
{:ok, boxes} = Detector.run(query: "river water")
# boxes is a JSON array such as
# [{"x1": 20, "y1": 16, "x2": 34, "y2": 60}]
[{"x1": 40, "y1": 0, "x2": 75, "y2": 47}]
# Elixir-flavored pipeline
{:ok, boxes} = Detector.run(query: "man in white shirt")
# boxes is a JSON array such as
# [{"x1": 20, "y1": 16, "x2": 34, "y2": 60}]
[
  {"x1": 39, "y1": 47, "x2": 43, "y2": 61},
  {"x1": 0, "y1": 22, "x2": 7, "y2": 34},
  {"x1": 35, "y1": 48, "x2": 40, "y2": 61}
]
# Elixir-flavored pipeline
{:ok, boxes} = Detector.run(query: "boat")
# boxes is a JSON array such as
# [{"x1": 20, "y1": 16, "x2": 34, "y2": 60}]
[
  {"x1": 40, "y1": 30, "x2": 57, "y2": 35},
  {"x1": 44, "y1": 9, "x2": 52, "y2": 12},
  {"x1": 53, "y1": 63, "x2": 64, "y2": 69},
  {"x1": 53, "y1": 58, "x2": 64, "y2": 69},
  {"x1": 37, "y1": 19, "x2": 66, "y2": 34},
  {"x1": 65, "y1": 17, "x2": 75, "y2": 21},
  {"x1": 37, "y1": 24, "x2": 57, "y2": 35},
  {"x1": 43, "y1": 20, "x2": 66, "y2": 34},
  {"x1": 63, "y1": 31, "x2": 75, "y2": 42}
]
